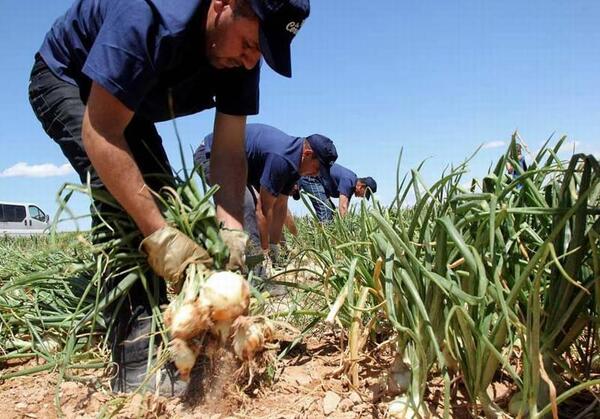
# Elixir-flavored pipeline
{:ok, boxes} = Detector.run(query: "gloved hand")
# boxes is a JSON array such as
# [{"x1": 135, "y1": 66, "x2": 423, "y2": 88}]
[
  {"x1": 140, "y1": 226, "x2": 213, "y2": 293},
  {"x1": 220, "y1": 229, "x2": 249, "y2": 272},
  {"x1": 262, "y1": 249, "x2": 273, "y2": 279},
  {"x1": 269, "y1": 243, "x2": 281, "y2": 265}
]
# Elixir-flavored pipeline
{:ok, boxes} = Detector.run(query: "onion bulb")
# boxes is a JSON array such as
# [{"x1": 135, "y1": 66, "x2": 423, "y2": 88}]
[
  {"x1": 231, "y1": 316, "x2": 274, "y2": 361},
  {"x1": 169, "y1": 301, "x2": 211, "y2": 340},
  {"x1": 210, "y1": 319, "x2": 233, "y2": 345},
  {"x1": 200, "y1": 271, "x2": 250, "y2": 322},
  {"x1": 169, "y1": 338, "x2": 200, "y2": 381},
  {"x1": 388, "y1": 396, "x2": 424, "y2": 419}
]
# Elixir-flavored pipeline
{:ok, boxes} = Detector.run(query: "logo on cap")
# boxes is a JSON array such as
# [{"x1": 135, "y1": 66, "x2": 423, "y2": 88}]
[{"x1": 286, "y1": 20, "x2": 304, "y2": 35}]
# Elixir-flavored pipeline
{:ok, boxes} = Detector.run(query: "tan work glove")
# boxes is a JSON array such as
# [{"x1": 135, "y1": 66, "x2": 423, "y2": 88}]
[
  {"x1": 269, "y1": 243, "x2": 281, "y2": 264},
  {"x1": 262, "y1": 249, "x2": 273, "y2": 279},
  {"x1": 219, "y1": 228, "x2": 248, "y2": 272},
  {"x1": 140, "y1": 226, "x2": 213, "y2": 293}
]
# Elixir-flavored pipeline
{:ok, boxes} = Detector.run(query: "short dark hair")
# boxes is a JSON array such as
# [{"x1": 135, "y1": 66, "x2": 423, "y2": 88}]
[{"x1": 233, "y1": 0, "x2": 255, "y2": 19}]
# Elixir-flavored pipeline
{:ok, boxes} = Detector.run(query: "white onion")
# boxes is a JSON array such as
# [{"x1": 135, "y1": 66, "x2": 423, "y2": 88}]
[
  {"x1": 210, "y1": 319, "x2": 233, "y2": 345},
  {"x1": 388, "y1": 396, "x2": 423, "y2": 419},
  {"x1": 169, "y1": 301, "x2": 210, "y2": 340},
  {"x1": 231, "y1": 316, "x2": 273, "y2": 361},
  {"x1": 200, "y1": 271, "x2": 250, "y2": 322},
  {"x1": 169, "y1": 338, "x2": 200, "y2": 381}
]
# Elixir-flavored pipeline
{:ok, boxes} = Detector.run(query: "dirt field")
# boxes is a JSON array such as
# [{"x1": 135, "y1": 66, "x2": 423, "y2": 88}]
[{"x1": 0, "y1": 332, "x2": 399, "y2": 419}]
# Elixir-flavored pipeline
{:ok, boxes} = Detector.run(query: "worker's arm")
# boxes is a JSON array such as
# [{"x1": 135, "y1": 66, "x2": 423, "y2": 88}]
[
  {"x1": 506, "y1": 161, "x2": 514, "y2": 175},
  {"x1": 83, "y1": 82, "x2": 212, "y2": 288},
  {"x1": 259, "y1": 186, "x2": 279, "y2": 249},
  {"x1": 269, "y1": 195, "x2": 289, "y2": 245},
  {"x1": 254, "y1": 191, "x2": 269, "y2": 251},
  {"x1": 338, "y1": 194, "x2": 350, "y2": 217},
  {"x1": 82, "y1": 82, "x2": 165, "y2": 236},
  {"x1": 210, "y1": 112, "x2": 247, "y2": 230}
]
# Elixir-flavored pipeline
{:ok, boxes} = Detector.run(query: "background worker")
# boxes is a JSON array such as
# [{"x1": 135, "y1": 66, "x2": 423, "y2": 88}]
[
  {"x1": 506, "y1": 144, "x2": 528, "y2": 180},
  {"x1": 28, "y1": 0, "x2": 309, "y2": 394},
  {"x1": 299, "y1": 163, "x2": 377, "y2": 222},
  {"x1": 195, "y1": 123, "x2": 337, "y2": 275}
]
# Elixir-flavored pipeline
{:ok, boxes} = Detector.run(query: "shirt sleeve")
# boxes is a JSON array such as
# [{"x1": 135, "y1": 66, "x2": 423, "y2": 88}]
[
  {"x1": 280, "y1": 177, "x2": 299, "y2": 196},
  {"x1": 81, "y1": 1, "x2": 162, "y2": 111},
  {"x1": 260, "y1": 154, "x2": 294, "y2": 197},
  {"x1": 338, "y1": 177, "x2": 355, "y2": 198},
  {"x1": 215, "y1": 63, "x2": 260, "y2": 116}
]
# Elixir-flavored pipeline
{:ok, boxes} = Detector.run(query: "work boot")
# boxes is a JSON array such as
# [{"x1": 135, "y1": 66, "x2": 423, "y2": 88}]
[
  {"x1": 263, "y1": 280, "x2": 288, "y2": 297},
  {"x1": 110, "y1": 308, "x2": 187, "y2": 396}
]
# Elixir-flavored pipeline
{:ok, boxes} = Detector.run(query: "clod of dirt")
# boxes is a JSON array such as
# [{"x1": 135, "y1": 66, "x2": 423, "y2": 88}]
[
  {"x1": 323, "y1": 391, "x2": 341, "y2": 415},
  {"x1": 368, "y1": 382, "x2": 384, "y2": 402},
  {"x1": 349, "y1": 391, "x2": 362, "y2": 405},
  {"x1": 283, "y1": 365, "x2": 312, "y2": 386},
  {"x1": 338, "y1": 398, "x2": 354, "y2": 412}
]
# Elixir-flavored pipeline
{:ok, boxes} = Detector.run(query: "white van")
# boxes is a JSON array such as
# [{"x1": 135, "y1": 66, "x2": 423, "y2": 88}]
[{"x1": 0, "y1": 201, "x2": 50, "y2": 236}]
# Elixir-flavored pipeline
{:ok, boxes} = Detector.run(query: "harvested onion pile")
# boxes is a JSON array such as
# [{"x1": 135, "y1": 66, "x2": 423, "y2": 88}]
[{"x1": 163, "y1": 263, "x2": 274, "y2": 381}]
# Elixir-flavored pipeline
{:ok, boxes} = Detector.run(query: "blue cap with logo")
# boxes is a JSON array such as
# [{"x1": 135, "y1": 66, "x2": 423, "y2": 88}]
[
  {"x1": 306, "y1": 133, "x2": 338, "y2": 186},
  {"x1": 249, "y1": 0, "x2": 310, "y2": 77}
]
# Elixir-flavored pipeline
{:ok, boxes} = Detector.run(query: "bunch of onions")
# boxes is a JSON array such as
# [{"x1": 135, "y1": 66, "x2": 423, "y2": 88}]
[{"x1": 164, "y1": 264, "x2": 259, "y2": 380}]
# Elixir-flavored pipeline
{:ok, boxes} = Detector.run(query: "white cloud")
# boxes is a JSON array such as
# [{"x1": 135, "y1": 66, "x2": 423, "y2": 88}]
[
  {"x1": 482, "y1": 141, "x2": 506, "y2": 149},
  {"x1": 0, "y1": 162, "x2": 74, "y2": 178}
]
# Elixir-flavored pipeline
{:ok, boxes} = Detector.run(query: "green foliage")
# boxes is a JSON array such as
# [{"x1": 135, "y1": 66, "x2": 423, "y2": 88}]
[{"x1": 289, "y1": 134, "x2": 600, "y2": 417}]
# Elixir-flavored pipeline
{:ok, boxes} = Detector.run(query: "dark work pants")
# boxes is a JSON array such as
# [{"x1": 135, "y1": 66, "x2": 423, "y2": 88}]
[{"x1": 28, "y1": 54, "x2": 171, "y2": 385}]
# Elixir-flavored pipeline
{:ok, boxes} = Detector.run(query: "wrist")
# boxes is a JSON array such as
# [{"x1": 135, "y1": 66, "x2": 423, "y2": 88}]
[{"x1": 140, "y1": 217, "x2": 168, "y2": 237}]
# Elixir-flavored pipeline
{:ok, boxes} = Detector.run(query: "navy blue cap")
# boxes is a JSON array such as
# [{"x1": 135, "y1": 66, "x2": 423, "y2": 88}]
[
  {"x1": 249, "y1": 0, "x2": 310, "y2": 77},
  {"x1": 360, "y1": 177, "x2": 377, "y2": 200},
  {"x1": 306, "y1": 134, "x2": 338, "y2": 185}
]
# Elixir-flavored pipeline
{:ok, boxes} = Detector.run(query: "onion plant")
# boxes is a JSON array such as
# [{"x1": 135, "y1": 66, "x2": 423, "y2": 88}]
[
  {"x1": 289, "y1": 134, "x2": 599, "y2": 418},
  {"x1": 0, "y1": 161, "x2": 233, "y2": 415}
]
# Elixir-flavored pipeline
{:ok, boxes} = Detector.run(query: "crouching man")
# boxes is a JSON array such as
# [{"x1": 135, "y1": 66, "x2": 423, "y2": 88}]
[
  {"x1": 299, "y1": 164, "x2": 377, "y2": 222},
  {"x1": 195, "y1": 123, "x2": 337, "y2": 280},
  {"x1": 29, "y1": 0, "x2": 310, "y2": 394}
]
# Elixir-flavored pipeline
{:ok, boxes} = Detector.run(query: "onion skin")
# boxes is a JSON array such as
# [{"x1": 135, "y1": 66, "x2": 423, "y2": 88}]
[
  {"x1": 232, "y1": 316, "x2": 273, "y2": 361},
  {"x1": 210, "y1": 319, "x2": 233, "y2": 345},
  {"x1": 388, "y1": 396, "x2": 425, "y2": 419},
  {"x1": 170, "y1": 338, "x2": 200, "y2": 381},
  {"x1": 170, "y1": 302, "x2": 211, "y2": 340},
  {"x1": 200, "y1": 272, "x2": 250, "y2": 322},
  {"x1": 163, "y1": 305, "x2": 173, "y2": 328}
]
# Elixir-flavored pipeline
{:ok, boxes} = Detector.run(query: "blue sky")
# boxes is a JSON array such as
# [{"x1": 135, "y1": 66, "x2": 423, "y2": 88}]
[{"x1": 1, "y1": 0, "x2": 599, "y2": 230}]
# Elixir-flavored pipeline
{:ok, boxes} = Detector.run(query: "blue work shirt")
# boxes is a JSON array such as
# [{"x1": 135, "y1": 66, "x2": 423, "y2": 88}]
[
  {"x1": 38, "y1": 0, "x2": 259, "y2": 122},
  {"x1": 204, "y1": 124, "x2": 303, "y2": 196},
  {"x1": 323, "y1": 164, "x2": 357, "y2": 199}
]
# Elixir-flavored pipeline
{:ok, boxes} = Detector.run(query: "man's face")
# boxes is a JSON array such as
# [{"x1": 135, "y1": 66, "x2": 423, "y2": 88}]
[
  {"x1": 354, "y1": 182, "x2": 366, "y2": 198},
  {"x1": 354, "y1": 182, "x2": 367, "y2": 198},
  {"x1": 205, "y1": 0, "x2": 261, "y2": 70},
  {"x1": 299, "y1": 152, "x2": 320, "y2": 176}
]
